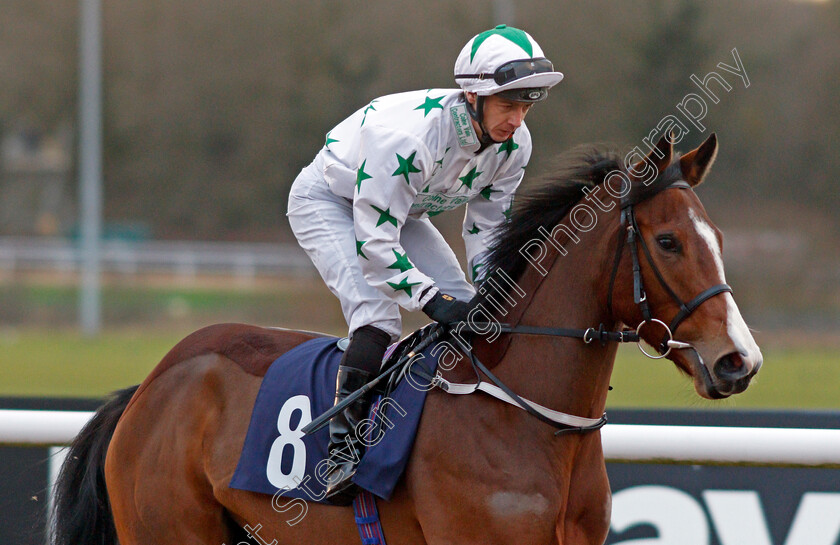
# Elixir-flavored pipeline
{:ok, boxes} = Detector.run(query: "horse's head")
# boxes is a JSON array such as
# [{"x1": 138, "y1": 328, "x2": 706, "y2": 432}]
[{"x1": 610, "y1": 133, "x2": 762, "y2": 399}]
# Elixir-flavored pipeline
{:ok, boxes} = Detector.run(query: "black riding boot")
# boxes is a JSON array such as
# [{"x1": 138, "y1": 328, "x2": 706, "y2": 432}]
[{"x1": 324, "y1": 325, "x2": 390, "y2": 505}]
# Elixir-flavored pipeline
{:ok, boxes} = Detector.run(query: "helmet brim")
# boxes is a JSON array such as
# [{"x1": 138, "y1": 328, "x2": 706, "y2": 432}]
[
  {"x1": 495, "y1": 87, "x2": 549, "y2": 103},
  {"x1": 474, "y1": 71, "x2": 564, "y2": 96}
]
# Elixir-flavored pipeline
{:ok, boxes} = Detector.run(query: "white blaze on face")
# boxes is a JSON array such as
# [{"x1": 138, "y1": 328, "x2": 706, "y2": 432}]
[{"x1": 688, "y1": 209, "x2": 762, "y2": 363}]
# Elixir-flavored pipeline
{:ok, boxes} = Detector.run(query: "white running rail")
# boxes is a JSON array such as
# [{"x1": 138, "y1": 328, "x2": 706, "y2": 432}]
[
  {"x1": 2, "y1": 409, "x2": 840, "y2": 467},
  {"x1": 0, "y1": 236, "x2": 314, "y2": 277}
]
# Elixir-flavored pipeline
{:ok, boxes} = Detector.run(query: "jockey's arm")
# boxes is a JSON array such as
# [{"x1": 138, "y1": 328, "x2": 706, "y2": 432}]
[{"x1": 352, "y1": 127, "x2": 436, "y2": 312}]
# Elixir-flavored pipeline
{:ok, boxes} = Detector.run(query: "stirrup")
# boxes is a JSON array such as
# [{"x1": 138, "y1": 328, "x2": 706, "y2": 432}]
[
  {"x1": 325, "y1": 467, "x2": 363, "y2": 505},
  {"x1": 324, "y1": 365, "x2": 373, "y2": 505}
]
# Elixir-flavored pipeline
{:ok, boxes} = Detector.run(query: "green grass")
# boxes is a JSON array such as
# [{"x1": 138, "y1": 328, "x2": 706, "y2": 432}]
[
  {"x1": 607, "y1": 345, "x2": 840, "y2": 410},
  {"x1": 0, "y1": 277, "x2": 425, "y2": 398},
  {"x1": 0, "y1": 280, "x2": 349, "y2": 329},
  {"x1": 0, "y1": 329, "x2": 182, "y2": 398},
  {"x1": 1, "y1": 327, "x2": 838, "y2": 408},
  {"x1": 1, "y1": 278, "x2": 838, "y2": 407}
]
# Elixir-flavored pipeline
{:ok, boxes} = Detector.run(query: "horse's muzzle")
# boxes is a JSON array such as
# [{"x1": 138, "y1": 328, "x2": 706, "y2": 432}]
[{"x1": 710, "y1": 351, "x2": 762, "y2": 397}]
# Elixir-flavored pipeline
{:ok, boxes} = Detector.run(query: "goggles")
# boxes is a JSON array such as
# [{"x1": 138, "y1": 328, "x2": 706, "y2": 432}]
[
  {"x1": 495, "y1": 87, "x2": 548, "y2": 102},
  {"x1": 455, "y1": 57, "x2": 555, "y2": 86}
]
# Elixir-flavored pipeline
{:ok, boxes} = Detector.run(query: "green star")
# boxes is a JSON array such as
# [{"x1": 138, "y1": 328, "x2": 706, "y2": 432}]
[
  {"x1": 371, "y1": 205, "x2": 398, "y2": 228},
  {"x1": 421, "y1": 184, "x2": 431, "y2": 193},
  {"x1": 467, "y1": 223, "x2": 481, "y2": 235},
  {"x1": 387, "y1": 277, "x2": 422, "y2": 297},
  {"x1": 427, "y1": 210, "x2": 444, "y2": 217},
  {"x1": 502, "y1": 204, "x2": 513, "y2": 220},
  {"x1": 434, "y1": 147, "x2": 451, "y2": 168},
  {"x1": 356, "y1": 239, "x2": 368, "y2": 260},
  {"x1": 392, "y1": 151, "x2": 421, "y2": 184},
  {"x1": 355, "y1": 160, "x2": 373, "y2": 192},
  {"x1": 470, "y1": 25, "x2": 533, "y2": 62},
  {"x1": 479, "y1": 185, "x2": 500, "y2": 200},
  {"x1": 361, "y1": 99, "x2": 378, "y2": 126},
  {"x1": 471, "y1": 262, "x2": 483, "y2": 281},
  {"x1": 414, "y1": 95, "x2": 445, "y2": 117},
  {"x1": 497, "y1": 137, "x2": 519, "y2": 158},
  {"x1": 458, "y1": 166, "x2": 482, "y2": 190},
  {"x1": 386, "y1": 249, "x2": 413, "y2": 273},
  {"x1": 325, "y1": 131, "x2": 339, "y2": 150}
]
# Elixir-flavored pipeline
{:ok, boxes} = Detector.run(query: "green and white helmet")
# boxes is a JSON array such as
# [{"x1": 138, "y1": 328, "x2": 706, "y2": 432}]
[{"x1": 454, "y1": 25, "x2": 564, "y2": 103}]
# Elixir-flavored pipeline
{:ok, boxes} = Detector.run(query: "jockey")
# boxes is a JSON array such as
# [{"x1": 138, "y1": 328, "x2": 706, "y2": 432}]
[{"x1": 286, "y1": 24, "x2": 563, "y2": 504}]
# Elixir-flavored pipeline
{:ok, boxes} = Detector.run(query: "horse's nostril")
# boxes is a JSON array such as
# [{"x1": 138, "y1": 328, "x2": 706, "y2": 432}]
[{"x1": 713, "y1": 352, "x2": 747, "y2": 381}]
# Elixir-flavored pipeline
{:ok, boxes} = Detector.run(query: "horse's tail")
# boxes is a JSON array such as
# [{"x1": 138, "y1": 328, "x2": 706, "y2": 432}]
[{"x1": 51, "y1": 385, "x2": 139, "y2": 545}]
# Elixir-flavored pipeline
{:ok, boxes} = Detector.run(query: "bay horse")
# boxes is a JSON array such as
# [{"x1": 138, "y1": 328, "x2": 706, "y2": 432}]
[{"x1": 53, "y1": 133, "x2": 761, "y2": 545}]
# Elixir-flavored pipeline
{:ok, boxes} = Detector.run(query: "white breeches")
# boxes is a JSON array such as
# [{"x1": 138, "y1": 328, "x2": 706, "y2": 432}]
[{"x1": 287, "y1": 156, "x2": 475, "y2": 341}]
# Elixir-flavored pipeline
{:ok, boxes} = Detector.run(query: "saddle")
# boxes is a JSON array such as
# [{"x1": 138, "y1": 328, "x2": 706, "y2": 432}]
[
  {"x1": 229, "y1": 325, "x2": 440, "y2": 503},
  {"x1": 230, "y1": 321, "x2": 605, "y2": 503}
]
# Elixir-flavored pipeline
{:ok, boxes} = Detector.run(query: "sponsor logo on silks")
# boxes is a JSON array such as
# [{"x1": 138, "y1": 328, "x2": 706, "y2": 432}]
[
  {"x1": 411, "y1": 192, "x2": 471, "y2": 215},
  {"x1": 450, "y1": 104, "x2": 477, "y2": 147}
]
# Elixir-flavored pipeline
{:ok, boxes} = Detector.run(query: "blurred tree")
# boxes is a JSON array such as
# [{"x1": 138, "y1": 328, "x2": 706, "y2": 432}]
[
  {"x1": 0, "y1": 0, "x2": 838, "y2": 242},
  {"x1": 623, "y1": 0, "x2": 712, "y2": 142},
  {"x1": 0, "y1": 0, "x2": 77, "y2": 129}
]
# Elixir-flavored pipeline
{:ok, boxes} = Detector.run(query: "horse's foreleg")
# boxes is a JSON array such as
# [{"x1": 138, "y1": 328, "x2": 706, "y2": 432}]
[{"x1": 558, "y1": 435, "x2": 611, "y2": 545}]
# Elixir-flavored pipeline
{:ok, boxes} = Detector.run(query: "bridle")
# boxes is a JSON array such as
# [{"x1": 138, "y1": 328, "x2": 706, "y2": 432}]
[
  {"x1": 442, "y1": 178, "x2": 734, "y2": 435},
  {"x1": 605, "y1": 180, "x2": 732, "y2": 357},
  {"x1": 304, "y1": 177, "x2": 737, "y2": 438},
  {"x1": 466, "y1": 179, "x2": 733, "y2": 359}
]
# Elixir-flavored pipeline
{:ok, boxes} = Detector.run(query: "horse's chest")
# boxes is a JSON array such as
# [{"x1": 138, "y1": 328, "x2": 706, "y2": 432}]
[{"x1": 485, "y1": 490, "x2": 554, "y2": 518}]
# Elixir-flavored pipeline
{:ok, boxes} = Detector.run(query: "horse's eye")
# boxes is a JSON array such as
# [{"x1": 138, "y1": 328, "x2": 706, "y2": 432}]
[{"x1": 656, "y1": 234, "x2": 680, "y2": 253}]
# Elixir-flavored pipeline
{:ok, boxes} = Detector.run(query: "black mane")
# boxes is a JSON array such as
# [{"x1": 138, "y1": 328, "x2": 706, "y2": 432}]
[{"x1": 479, "y1": 145, "x2": 683, "y2": 289}]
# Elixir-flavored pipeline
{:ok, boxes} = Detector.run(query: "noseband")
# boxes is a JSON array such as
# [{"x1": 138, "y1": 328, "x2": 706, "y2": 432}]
[{"x1": 606, "y1": 180, "x2": 732, "y2": 357}]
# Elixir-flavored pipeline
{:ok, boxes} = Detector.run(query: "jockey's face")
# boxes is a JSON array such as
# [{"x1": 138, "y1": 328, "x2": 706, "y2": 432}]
[{"x1": 467, "y1": 92, "x2": 533, "y2": 143}]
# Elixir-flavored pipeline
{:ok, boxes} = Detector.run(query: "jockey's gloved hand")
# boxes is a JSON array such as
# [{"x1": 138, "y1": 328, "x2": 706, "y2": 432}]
[{"x1": 421, "y1": 290, "x2": 471, "y2": 325}]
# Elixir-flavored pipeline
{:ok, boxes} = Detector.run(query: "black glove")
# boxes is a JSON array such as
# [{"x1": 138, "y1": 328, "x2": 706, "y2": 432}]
[{"x1": 422, "y1": 291, "x2": 471, "y2": 325}]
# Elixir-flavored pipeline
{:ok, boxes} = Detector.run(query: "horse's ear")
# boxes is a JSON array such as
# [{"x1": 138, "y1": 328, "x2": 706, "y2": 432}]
[
  {"x1": 680, "y1": 133, "x2": 718, "y2": 187},
  {"x1": 632, "y1": 133, "x2": 673, "y2": 180}
]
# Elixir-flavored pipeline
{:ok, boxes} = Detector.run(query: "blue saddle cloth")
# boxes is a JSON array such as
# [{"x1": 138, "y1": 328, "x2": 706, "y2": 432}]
[{"x1": 229, "y1": 335, "x2": 439, "y2": 503}]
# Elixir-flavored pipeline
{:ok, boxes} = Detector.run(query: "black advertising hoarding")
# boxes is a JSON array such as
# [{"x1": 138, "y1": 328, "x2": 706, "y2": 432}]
[
  {"x1": 605, "y1": 410, "x2": 840, "y2": 545},
  {"x1": 606, "y1": 465, "x2": 840, "y2": 545},
  {"x1": 0, "y1": 400, "x2": 838, "y2": 545}
]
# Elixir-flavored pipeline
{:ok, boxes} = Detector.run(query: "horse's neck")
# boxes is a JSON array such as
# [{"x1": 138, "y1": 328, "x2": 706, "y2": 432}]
[{"x1": 491, "y1": 222, "x2": 620, "y2": 420}]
